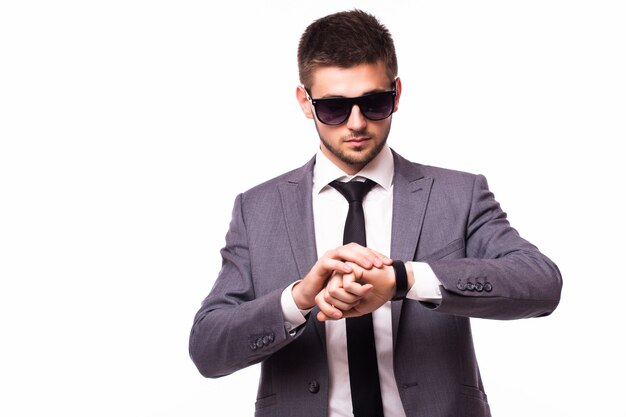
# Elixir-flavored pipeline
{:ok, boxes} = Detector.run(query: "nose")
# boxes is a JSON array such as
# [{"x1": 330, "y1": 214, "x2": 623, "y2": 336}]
[{"x1": 345, "y1": 104, "x2": 367, "y2": 131}]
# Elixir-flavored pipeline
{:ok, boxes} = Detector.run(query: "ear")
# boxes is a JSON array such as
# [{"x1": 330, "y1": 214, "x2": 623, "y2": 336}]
[
  {"x1": 296, "y1": 86, "x2": 314, "y2": 119},
  {"x1": 393, "y1": 77, "x2": 402, "y2": 113}
]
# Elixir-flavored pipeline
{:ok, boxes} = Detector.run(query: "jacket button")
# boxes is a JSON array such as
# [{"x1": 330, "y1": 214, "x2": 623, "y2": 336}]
[
  {"x1": 466, "y1": 282, "x2": 475, "y2": 291},
  {"x1": 268, "y1": 332, "x2": 275, "y2": 342},
  {"x1": 474, "y1": 282, "x2": 484, "y2": 292},
  {"x1": 262, "y1": 336, "x2": 269, "y2": 346},
  {"x1": 249, "y1": 342, "x2": 258, "y2": 351},
  {"x1": 256, "y1": 338, "x2": 264, "y2": 349},
  {"x1": 308, "y1": 380, "x2": 320, "y2": 394},
  {"x1": 484, "y1": 282, "x2": 493, "y2": 292},
  {"x1": 456, "y1": 280, "x2": 466, "y2": 290}
]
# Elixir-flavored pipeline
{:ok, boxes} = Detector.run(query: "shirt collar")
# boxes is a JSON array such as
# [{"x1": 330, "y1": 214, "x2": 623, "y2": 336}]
[{"x1": 313, "y1": 145, "x2": 394, "y2": 195}]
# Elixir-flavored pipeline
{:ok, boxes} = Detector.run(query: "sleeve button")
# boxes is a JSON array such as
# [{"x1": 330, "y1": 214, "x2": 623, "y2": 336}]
[{"x1": 308, "y1": 380, "x2": 320, "y2": 394}]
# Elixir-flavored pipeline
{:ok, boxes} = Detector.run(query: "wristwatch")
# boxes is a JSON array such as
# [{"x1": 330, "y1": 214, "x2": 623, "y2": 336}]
[{"x1": 391, "y1": 260, "x2": 409, "y2": 300}]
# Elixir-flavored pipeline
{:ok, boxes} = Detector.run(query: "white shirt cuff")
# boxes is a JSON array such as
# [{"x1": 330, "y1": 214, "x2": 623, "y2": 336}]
[
  {"x1": 406, "y1": 262, "x2": 442, "y2": 303},
  {"x1": 280, "y1": 281, "x2": 312, "y2": 332}
]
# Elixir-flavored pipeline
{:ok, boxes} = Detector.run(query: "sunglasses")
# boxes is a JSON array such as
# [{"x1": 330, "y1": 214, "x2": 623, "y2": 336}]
[{"x1": 305, "y1": 84, "x2": 397, "y2": 126}]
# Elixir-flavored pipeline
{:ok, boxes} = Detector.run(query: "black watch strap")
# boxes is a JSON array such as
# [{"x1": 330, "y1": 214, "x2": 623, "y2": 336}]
[{"x1": 391, "y1": 260, "x2": 409, "y2": 300}]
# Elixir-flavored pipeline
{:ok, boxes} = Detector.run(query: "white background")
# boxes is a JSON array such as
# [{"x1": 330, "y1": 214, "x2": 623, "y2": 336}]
[{"x1": 1, "y1": 1, "x2": 624, "y2": 416}]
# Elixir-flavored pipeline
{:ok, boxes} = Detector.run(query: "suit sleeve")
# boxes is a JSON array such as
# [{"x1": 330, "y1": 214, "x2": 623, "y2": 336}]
[
  {"x1": 188, "y1": 193, "x2": 305, "y2": 378},
  {"x1": 426, "y1": 174, "x2": 562, "y2": 320}
]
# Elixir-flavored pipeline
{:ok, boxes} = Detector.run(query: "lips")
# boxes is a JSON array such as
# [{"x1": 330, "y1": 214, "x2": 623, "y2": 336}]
[{"x1": 345, "y1": 137, "x2": 370, "y2": 145}]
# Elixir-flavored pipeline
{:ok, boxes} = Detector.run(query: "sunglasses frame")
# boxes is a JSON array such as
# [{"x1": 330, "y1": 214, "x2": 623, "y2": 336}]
[{"x1": 304, "y1": 79, "x2": 398, "y2": 126}]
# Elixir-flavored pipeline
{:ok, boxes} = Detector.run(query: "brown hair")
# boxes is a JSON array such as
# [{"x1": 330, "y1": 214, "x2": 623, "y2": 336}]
[{"x1": 297, "y1": 9, "x2": 398, "y2": 89}]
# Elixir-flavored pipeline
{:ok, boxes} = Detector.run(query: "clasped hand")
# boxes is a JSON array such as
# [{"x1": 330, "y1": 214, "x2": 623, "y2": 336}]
[
  {"x1": 315, "y1": 260, "x2": 396, "y2": 321},
  {"x1": 292, "y1": 243, "x2": 397, "y2": 322}
]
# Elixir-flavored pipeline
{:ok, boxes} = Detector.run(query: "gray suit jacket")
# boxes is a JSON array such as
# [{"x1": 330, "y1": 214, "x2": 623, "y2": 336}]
[{"x1": 189, "y1": 150, "x2": 562, "y2": 417}]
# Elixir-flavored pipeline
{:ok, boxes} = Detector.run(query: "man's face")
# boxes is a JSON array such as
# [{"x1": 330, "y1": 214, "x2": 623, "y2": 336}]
[{"x1": 297, "y1": 61, "x2": 402, "y2": 175}]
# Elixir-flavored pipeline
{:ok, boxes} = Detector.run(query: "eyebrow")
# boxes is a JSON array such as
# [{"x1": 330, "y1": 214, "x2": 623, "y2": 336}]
[
  {"x1": 312, "y1": 79, "x2": 397, "y2": 99},
  {"x1": 316, "y1": 87, "x2": 389, "y2": 99}
]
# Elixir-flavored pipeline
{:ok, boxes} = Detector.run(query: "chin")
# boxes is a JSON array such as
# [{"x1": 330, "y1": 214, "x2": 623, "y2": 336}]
[{"x1": 343, "y1": 149, "x2": 377, "y2": 166}]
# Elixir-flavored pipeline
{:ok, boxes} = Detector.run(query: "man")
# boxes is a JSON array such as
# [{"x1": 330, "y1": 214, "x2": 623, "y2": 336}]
[{"x1": 189, "y1": 9, "x2": 562, "y2": 417}]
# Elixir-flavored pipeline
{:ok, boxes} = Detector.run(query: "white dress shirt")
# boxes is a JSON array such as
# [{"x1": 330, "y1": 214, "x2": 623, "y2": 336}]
[{"x1": 281, "y1": 145, "x2": 441, "y2": 417}]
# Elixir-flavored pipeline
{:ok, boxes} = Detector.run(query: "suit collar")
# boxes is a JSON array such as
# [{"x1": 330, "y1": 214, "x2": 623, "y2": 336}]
[{"x1": 312, "y1": 145, "x2": 394, "y2": 194}]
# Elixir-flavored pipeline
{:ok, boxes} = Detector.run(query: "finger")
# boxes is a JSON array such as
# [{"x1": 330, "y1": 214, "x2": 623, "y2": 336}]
[
  {"x1": 339, "y1": 300, "x2": 373, "y2": 319},
  {"x1": 324, "y1": 289, "x2": 361, "y2": 311},
  {"x1": 317, "y1": 311, "x2": 332, "y2": 322},
  {"x1": 340, "y1": 309, "x2": 365, "y2": 319},
  {"x1": 315, "y1": 291, "x2": 343, "y2": 320},
  {"x1": 341, "y1": 271, "x2": 368, "y2": 290},
  {"x1": 297, "y1": 258, "x2": 353, "y2": 309},
  {"x1": 327, "y1": 274, "x2": 362, "y2": 304},
  {"x1": 327, "y1": 243, "x2": 392, "y2": 269},
  {"x1": 342, "y1": 280, "x2": 374, "y2": 298},
  {"x1": 315, "y1": 256, "x2": 353, "y2": 278},
  {"x1": 370, "y1": 249, "x2": 393, "y2": 267},
  {"x1": 317, "y1": 310, "x2": 349, "y2": 322},
  {"x1": 331, "y1": 244, "x2": 383, "y2": 269},
  {"x1": 357, "y1": 245, "x2": 392, "y2": 268}
]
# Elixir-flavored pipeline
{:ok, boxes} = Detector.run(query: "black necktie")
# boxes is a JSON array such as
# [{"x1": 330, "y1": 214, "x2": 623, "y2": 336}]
[{"x1": 330, "y1": 179, "x2": 384, "y2": 417}]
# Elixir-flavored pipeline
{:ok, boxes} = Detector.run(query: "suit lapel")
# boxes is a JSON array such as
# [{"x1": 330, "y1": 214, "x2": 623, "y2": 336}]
[
  {"x1": 277, "y1": 156, "x2": 326, "y2": 348},
  {"x1": 389, "y1": 151, "x2": 434, "y2": 344},
  {"x1": 278, "y1": 160, "x2": 318, "y2": 279}
]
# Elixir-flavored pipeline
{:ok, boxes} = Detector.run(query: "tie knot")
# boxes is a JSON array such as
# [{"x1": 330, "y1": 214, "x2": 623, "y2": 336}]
[{"x1": 330, "y1": 179, "x2": 377, "y2": 203}]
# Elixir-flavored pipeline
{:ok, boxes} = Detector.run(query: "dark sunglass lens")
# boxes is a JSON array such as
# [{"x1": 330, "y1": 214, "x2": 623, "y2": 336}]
[
  {"x1": 315, "y1": 99, "x2": 351, "y2": 125},
  {"x1": 360, "y1": 93, "x2": 394, "y2": 120}
]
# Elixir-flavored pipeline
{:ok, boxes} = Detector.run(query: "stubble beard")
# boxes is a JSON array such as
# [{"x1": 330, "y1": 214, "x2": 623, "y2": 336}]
[{"x1": 317, "y1": 126, "x2": 390, "y2": 170}]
